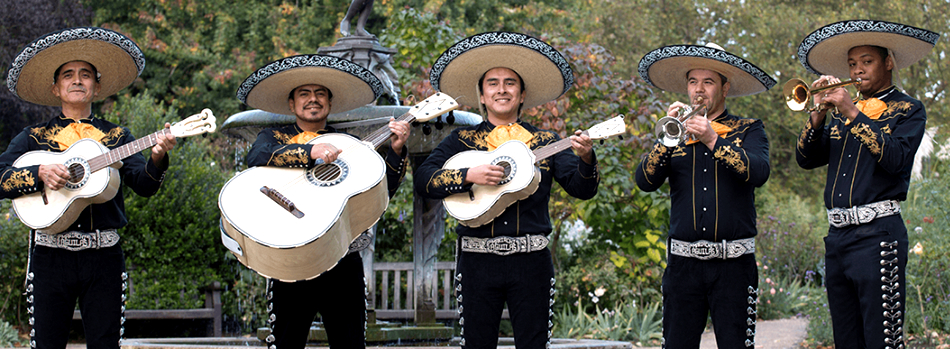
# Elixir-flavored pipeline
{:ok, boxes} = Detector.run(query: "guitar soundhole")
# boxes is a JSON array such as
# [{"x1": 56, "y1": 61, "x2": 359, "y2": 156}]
[
  {"x1": 62, "y1": 158, "x2": 90, "y2": 190},
  {"x1": 491, "y1": 156, "x2": 516, "y2": 185},
  {"x1": 306, "y1": 160, "x2": 349, "y2": 187}
]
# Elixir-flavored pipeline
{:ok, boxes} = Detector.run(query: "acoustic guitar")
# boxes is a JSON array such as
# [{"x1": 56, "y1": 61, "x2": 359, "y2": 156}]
[
  {"x1": 218, "y1": 93, "x2": 458, "y2": 282},
  {"x1": 12, "y1": 109, "x2": 217, "y2": 233},
  {"x1": 442, "y1": 115, "x2": 626, "y2": 227}
]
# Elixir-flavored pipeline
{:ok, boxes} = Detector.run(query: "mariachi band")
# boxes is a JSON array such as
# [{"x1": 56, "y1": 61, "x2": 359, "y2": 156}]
[{"x1": 0, "y1": 17, "x2": 939, "y2": 349}]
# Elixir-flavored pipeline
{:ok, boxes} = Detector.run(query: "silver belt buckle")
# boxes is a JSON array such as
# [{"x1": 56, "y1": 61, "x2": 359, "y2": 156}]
[
  {"x1": 688, "y1": 240, "x2": 718, "y2": 260},
  {"x1": 486, "y1": 236, "x2": 518, "y2": 256},
  {"x1": 828, "y1": 208, "x2": 850, "y2": 228}
]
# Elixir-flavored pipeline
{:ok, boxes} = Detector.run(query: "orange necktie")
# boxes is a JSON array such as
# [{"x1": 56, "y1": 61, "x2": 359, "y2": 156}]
[
  {"x1": 486, "y1": 123, "x2": 534, "y2": 151},
  {"x1": 684, "y1": 121, "x2": 734, "y2": 145},
  {"x1": 53, "y1": 122, "x2": 106, "y2": 150},
  {"x1": 289, "y1": 131, "x2": 321, "y2": 144}
]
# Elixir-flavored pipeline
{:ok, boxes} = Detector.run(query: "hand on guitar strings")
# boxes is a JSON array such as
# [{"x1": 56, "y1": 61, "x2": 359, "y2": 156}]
[
  {"x1": 569, "y1": 129, "x2": 595, "y2": 164},
  {"x1": 310, "y1": 143, "x2": 342, "y2": 164},
  {"x1": 388, "y1": 118, "x2": 411, "y2": 156},
  {"x1": 151, "y1": 122, "x2": 178, "y2": 164},
  {"x1": 465, "y1": 164, "x2": 506, "y2": 186},
  {"x1": 39, "y1": 164, "x2": 70, "y2": 190}
]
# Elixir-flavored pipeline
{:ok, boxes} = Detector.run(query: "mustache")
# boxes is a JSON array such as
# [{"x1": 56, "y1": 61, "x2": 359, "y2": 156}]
[
  {"x1": 68, "y1": 87, "x2": 87, "y2": 93},
  {"x1": 304, "y1": 102, "x2": 324, "y2": 109}
]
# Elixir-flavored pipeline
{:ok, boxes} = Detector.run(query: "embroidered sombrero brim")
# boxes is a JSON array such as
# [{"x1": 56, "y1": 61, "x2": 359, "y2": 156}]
[
  {"x1": 798, "y1": 20, "x2": 940, "y2": 78},
  {"x1": 429, "y1": 32, "x2": 574, "y2": 110},
  {"x1": 237, "y1": 54, "x2": 383, "y2": 116},
  {"x1": 638, "y1": 44, "x2": 776, "y2": 97},
  {"x1": 6, "y1": 27, "x2": 145, "y2": 107}
]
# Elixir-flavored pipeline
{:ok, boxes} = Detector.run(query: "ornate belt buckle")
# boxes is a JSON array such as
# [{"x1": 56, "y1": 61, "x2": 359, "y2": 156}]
[
  {"x1": 487, "y1": 236, "x2": 517, "y2": 256},
  {"x1": 688, "y1": 240, "x2": 717, "y2": 260},
  {"x1": 855, "y1": 205, "x2": 876, "y2": 225},
  {"x1": 827, "y1": 208, "x2": 849, "y2": 228}
]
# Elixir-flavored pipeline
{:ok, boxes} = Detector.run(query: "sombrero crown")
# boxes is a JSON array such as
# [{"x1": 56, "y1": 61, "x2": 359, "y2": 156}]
[
  {"x1": 638, "y1": 43, "x2": 776, "y2": 97},
  {"x1": 237, "y1": 54, "x2": 384, "y2": 115},
  {"x1": 797, "y1": 20, "x2": 939, "y2": 78},
  {"x1": 6, "y1": 27, "x2": 145, "y2": 106},
  {"x1": 429, "y1": 32, "x2": 575, "y2": 110}
]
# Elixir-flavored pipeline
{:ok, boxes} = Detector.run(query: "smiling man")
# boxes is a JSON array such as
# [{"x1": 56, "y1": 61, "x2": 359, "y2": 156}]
[
  {"x1": 795, "y1": 20, "x2": 939, "y2": 349},
  {"x1": 414, "y1": 32, "x2": 600, "y2": 349}
]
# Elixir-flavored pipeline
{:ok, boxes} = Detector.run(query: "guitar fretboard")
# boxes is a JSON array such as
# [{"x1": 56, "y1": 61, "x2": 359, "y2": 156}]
[
  {"x1": 531, "y1": 131, "x2": 590, "y2": 162},
  {"x1": 86, "y1": 129, "x2": 171, "y2": 173}
]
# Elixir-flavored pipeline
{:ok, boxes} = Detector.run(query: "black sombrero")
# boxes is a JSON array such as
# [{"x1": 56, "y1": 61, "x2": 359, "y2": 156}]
[
  {"x1": 6, "y1": 27, "x2": 145, "y2": 106},
  {"x1": 638, "y1": 43, "x2": 776, "y2": 97},
  {"x1": 236, "y1": 54, "x2": 384, "y2": 115},
  {"x1": 429, "y1": 32, "x2": 575, "y2": 110},
  {"x1": 797, "y1": 20, "x2": 940, "y2": 78}
]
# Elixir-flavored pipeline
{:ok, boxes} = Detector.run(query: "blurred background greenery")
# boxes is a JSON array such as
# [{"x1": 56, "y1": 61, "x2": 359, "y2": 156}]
[{"x1": 1, "y1": 0, "x2": 949, "y2": 346}]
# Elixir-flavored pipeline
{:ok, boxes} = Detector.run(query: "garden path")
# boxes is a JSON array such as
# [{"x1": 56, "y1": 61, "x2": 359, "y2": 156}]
[{"x1": 640, "y1": 317, "x2": 809, "y2": 349}]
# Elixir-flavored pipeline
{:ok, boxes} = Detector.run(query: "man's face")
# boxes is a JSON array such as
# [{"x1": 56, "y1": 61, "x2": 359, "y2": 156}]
[
  {"x1": 848, "y1": 45, "x2": 893, "y2": 96},
  {"x1": 51, "y1": 61, "x2": 100, "y2": 106},
  {"x1": 686, "y1": 69, "x2": 729, "y2": 116},
  {"x1": 288, "y1": 84, "x2": 332, "y2": 124},
  {"x1": 479, "y1": 67, "x2": 525, "y2": 119}
]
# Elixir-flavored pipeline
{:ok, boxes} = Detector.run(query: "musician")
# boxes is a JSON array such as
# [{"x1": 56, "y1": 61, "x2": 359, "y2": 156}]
[
  {"x1": 415, "y1": 32, "x2": 599, "y2": 348},
  {"x1": 794, "y1": 20, "x2": 938, "y2": 348},
  {"x1": 635, "y1": 43, "x2": 774, "y2": 348},
  {"x1": 235, "y1": 54, "x2": 409, "y2": 349},
  {"x1": 0, "y1": 27, "x2": 176, "y2": 348}
]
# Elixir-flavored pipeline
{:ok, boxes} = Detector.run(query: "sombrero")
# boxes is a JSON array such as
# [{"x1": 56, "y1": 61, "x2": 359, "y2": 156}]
[
  {"x1": 638, "y1": 43, "x2": 776, "y2": 97},
  {"x1": 797, "y1": 20, "x2": 939, "y2": 78},
  {"x1": 429, "y1": 32, "x2": 574, "y2": 110},
  {"x1": 6, "y1": 27, "x2": 145, "y2": 106},
  {"x1": 237, "y1": 54, "x2": 383, "y2": 115}
]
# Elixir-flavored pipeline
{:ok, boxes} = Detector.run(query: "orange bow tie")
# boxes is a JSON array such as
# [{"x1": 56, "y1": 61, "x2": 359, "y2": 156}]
[
  {"x1": 289, "y1": 131, "x2": 322, "y2": 144},
  {"x1": 855, "y1": 97, "x2": 888, "y2": 120},
  {"x1": 486, "y1": 123, "x2": 534, "y2": 151},
  {"x1": 684, "y1": 121, "x2": 734, "y2": 145},
  {"x1": 53, "y1": 122, "x2": 106, "y2": 150}
]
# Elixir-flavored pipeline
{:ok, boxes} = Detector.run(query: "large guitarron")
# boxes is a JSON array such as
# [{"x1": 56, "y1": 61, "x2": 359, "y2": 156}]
[
  {"x1": 12, "y1": 109, "x2": 217, "y2": 233},
  {"x1": 442, "y1": 116, "x2": 626, "y2": 227},
  {"x1": 218, "y1": 93, "x2": 458, "y2": 282}
]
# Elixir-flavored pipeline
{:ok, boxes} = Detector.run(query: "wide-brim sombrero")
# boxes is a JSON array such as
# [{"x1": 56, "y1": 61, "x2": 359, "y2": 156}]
[
  {"x1": 638, "y1": 43, "x2": 776, "y2": 97},
  {"x1": 798, "y1": 20, "x2": 940, "y2": 78},
  {"x1": 429, "y1": 32, "x2": 574, "y2": 110},
  {"x1": 6, "y1": 27, "x2": 145, "y2": 106},
  {"x1": 237, "y1": 54, "x2": 383, "y2": 115}
]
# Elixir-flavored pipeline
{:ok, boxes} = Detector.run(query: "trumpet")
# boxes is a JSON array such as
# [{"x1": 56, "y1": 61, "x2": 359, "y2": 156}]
[
  {"x1": 783, "y1": 78, "x2": 861, "y2": 112},
  {"x1": 654, "y1": 97, "x2": 707, "y2": 147}
]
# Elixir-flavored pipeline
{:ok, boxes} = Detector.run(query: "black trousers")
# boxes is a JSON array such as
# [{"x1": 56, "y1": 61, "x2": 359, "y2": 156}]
[
  {"x1": 824, "y1": 215, "x2": 907, "y2": 349},
  {"x1": 28, "y1": 243, "x2": 126, "y2": 349},
  {"x1": 266, "y1": 252, "x2": 367, "y2": 349},
  {"x1": 662, "y1": 253, "x2": 758, "y2": 349},
  {"x1": 456, "y1": 248, "x2": 555, "y2": 349}
]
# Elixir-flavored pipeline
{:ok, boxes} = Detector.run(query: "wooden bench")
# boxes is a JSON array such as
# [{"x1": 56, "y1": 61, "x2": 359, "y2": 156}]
[
  {"x1": 73, "y1": 281, "x2": 222, "y2": 337},
  {"x1": 370, "y1": 261, "x2": 509, "y2": 320}
]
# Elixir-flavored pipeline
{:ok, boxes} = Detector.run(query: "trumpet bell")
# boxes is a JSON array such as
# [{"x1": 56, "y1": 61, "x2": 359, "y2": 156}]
[
  {"x1": 783, "y1": 78, "x2": 809, "y2": 112},
  {"x1": 655, "y1": 116, "x2": 687, "y2": 147}
]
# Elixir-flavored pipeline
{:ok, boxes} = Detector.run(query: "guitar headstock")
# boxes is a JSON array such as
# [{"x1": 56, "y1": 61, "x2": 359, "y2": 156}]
[
  {"x1": 586, "y1": 115, "x2": 626, "y2": 140},
  {"x1": 407, "y1": 92, "x2": 460, "y2": 123},
  {"x1": 171, "y1": 109, "x2": 217, "y2": 137}
]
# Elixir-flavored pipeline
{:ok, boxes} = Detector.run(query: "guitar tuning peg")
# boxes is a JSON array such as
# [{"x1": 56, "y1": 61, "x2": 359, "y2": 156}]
[
  {"x1": 446, "y1": 111, "x2": 455, "y2": 125},
  {"x1": 422, "y1": 123, "x2": 432, "y2": 135},
  {"x1": 434, "y1": 119, "x2": 444, "y2": 130},
  {"x1": 599, "y1": 140, "x2": 605, "y2": 145},
  {"x1": 618, "y1": 135, "x2": 623, "y2": 141},
  {"x1": 411, "y1": 121, "x2": 420, "y2": 127}
]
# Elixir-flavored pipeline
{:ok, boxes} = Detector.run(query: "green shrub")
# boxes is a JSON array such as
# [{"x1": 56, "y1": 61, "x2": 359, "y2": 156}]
[
  {"x1": 0, "y1": 201, "x2": 28, "y2": 328},
  {"x1": 903, "y1": 170, "x2": 950, "y2": 335},
  {"x1": 553, "y1": 298, "x2": 662, "y2": 346},
  {"x1": 801, "y1": 287, "x2": 834, "y2": 347}
]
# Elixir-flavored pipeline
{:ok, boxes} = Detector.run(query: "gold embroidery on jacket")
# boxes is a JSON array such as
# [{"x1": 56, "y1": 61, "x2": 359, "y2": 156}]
[
  {"x1": 798, "y1": 119, "x2": 812, "y2": 150},
  {"x1": 644, "y1": 143, "x2": 668, "y2": 175},
  {"x1": 713, "y1": 146, "x2": 747, "y2": 174},
  {"x1": 2, "y1": 169, "x2": 36, "y2": 191},
  {"x1": 100, "y1": 127, "x2": 125, "y2": 147},
  {"x1": 431, "y1": 169, "x2": 464, "y2": 187},
  {"x1": 881, "y1": 124, "x2": 893, "y2": 135},
  {"x1": 31, "y1": 125, "x2": 64, "y2": 148},
  {"x1": 271, "y1": 148, "x2": 309, "y2": 166},
  {"x1": 850, "y1": 123, "x2": 881, "y2": 155},
  {"x1": 829, "y1": 125, "x2": 842, "y2": 140},
  {"x1": 458, "y1": 129, "x2": 491, "y2": 149},
  {"x1": 272, "y1": 130, "x2": 295, "y2": 144},
  {"x1": 672, "y1": 146, "x2": 687, "y2": 157},
  {"x1": 526, "y1": 130, "x2": 557, "y2": 149},
  {"x1": 732, "y1": 138, "x2": 743, "y2": 147},
  {"x1": 878, "y1": 101, "x2": 913, "y2": 122}
]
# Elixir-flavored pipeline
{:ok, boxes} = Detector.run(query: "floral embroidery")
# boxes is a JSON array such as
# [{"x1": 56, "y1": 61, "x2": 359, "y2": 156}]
[
  {"x1": 31, "y1": 125, "x2": 64, "y2": 148},
  {"x1": 713, "y1": 146, "x2": 747, "y2": 175},
  {"x1": 271, "y1": 148, "x2": 309, "y2": 166},
  {"x1": 829, "y1": 125, "x2": 842, "y2": 140},
  {"x1": 458, "y1": 129, "x2": 491, "y2": 150},
  {"x1": 732, "y1": 138, "x2": 743, "y2": 147},
  {"x1": 100, "y1": 127, "x2": 125, "y2": 147},
  {"x1": 881, "y1": 124, "x2": 892, "y2": 134},
  {"x1": 2, "y1": 169, "x2": 35, "y2": 191},
  {"x1": 672, "y1": 146, "x2": 687, "y2": 157},
  {"x1": 272, "y1": 130, "x2": 295, "y2": 144},
  {"x1": 526, "y1": 130, "x2": 558, "y2": 149},
  {"x1": 798, "y1": 118, "x2": 813, "y2": 150},
  {"x1": 431, "y1": 169, "x2": 464, "y2": 187},
  {"x1": 850, "y1": 123, "x2": 881, "y2": 156},
  {"x1": 644, "y1": 143, "x2": 668, "y2": 175}
]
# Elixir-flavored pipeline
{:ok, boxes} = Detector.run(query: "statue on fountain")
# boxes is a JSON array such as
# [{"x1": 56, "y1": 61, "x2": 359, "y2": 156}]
[{"x1": 340, "y1": 0, "x2": 374, "y2": 37}]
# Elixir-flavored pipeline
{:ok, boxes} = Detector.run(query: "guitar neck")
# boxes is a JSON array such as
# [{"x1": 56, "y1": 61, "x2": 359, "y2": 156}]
[
  {"x1": 360, "y1": 112, "x2": 415, "y2": 149},
  {"x1": 532, "y1": 130, "x2": 588, "y2": 162},
  {"x1": 87, "y1": 128, "x2": 171, "y2": 173}
]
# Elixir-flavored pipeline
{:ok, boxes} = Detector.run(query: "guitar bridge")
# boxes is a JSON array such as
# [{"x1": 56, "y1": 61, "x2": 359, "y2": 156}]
[{"x1": 260, "y1": 186, "x2": 305, "y2": 218}]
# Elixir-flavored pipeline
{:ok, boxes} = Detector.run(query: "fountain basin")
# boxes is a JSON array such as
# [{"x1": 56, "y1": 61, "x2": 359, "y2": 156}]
[{"x1": 120, "y1": 337, "x2": 634, "y2": 349}]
